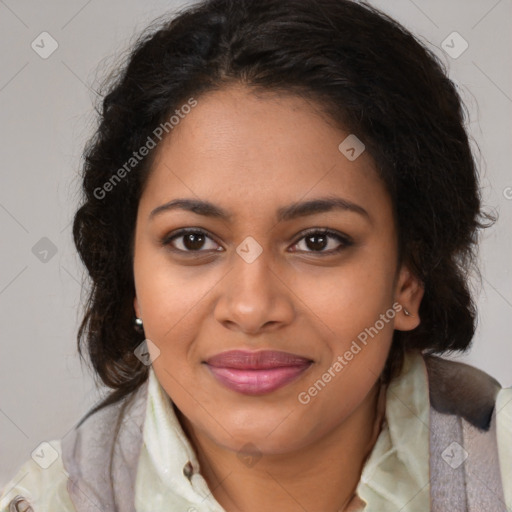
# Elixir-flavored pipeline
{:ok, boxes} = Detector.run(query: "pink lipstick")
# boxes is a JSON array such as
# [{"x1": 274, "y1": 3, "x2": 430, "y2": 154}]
[{"x1": 204, "y1": 350, "x2": 312, "y2": 395}]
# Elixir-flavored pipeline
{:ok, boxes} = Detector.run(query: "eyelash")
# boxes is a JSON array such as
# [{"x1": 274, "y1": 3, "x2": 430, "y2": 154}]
[{"x1": 161, "y1": 227, "x2": 353, "y2": 256}]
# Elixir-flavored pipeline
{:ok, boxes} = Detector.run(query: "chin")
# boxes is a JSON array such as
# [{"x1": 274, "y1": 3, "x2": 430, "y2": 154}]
[{"x1": 214, "y1": 421, "x2": 313, "y2": 456}]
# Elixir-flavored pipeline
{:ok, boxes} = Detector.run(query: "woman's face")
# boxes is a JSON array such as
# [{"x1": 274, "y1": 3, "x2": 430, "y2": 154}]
[{"x1": 133, "y1": 84, "x2": 421, "y2": 455}]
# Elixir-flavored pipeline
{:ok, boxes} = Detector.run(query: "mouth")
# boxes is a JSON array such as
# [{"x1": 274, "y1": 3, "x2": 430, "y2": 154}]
[{"x1": 204, "y1": 350, "x2": 313, "y2": 395}]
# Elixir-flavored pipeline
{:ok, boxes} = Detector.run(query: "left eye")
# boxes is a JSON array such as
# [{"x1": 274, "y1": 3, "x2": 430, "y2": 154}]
[
  {"x1": 163, "y1": 229, "x2": 221, "y2": 252},
  {"x1": 290, "y1": 229, "x2": 352, "y2": 254}
]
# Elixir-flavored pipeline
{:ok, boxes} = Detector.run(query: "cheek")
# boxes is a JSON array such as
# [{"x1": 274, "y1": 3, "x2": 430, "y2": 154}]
[
  {"x1": 289, "y1": 247, "x2": 398, "y2": 404},
  {"x1": 133, "y1": 247, "x2": 217, "y2": 340},
  {"x1": 292, "y1": 247, "x2": 397, "y2": 338},
  {"x1": 133, "y1": 249, "x2": 225, "y2": 397}
]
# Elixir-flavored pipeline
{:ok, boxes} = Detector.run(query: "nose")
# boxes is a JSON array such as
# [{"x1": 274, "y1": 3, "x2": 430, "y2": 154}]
[{"x1": 213, "y1": 246, "x2": 295, "y2": 335}]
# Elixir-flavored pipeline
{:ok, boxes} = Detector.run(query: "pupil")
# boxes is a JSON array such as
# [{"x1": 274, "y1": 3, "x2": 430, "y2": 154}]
[
  {"x1": 307, "y1": 234, "x2": 327, "y2": 251},
  {"x1": 185, "y1": 233, "x2": 205, "y2": 250}
]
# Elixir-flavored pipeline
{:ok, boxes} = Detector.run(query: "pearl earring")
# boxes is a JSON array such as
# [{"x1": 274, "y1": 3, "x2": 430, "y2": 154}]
[
  {"x1": 403, "y1": 308, "x2": 413, "y2": 317},
  {"x1": 134, "y1": 317, "x2": 144, "y2": 332}
]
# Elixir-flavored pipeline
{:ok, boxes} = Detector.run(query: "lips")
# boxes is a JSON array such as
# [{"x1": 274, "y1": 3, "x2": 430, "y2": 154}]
[
  {"x1": 204, "y1": 350, "x2": 313, "y2": 395},
  {"x1": 206, "y1": 349, "x2": 312, "y2": 369}
]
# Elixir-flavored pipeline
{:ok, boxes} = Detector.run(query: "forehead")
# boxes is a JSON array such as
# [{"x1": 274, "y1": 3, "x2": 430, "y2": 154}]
[{"x1": 139, "y1": 85, "x2": 391, "y2": 223}]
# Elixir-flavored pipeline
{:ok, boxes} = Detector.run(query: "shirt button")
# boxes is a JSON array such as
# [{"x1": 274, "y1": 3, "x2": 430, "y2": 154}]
[
  {"x1": 8, "y1": 495, "x2": 34, "y2": 512},
  {"x1": 183, "y1": 460, "x2": 194, "y2": 479}
]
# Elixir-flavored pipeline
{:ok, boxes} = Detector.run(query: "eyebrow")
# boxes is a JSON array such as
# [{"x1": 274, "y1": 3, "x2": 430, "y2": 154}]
[{"x1": 149, "y1": 196, "x2": 370, "y2": 223}]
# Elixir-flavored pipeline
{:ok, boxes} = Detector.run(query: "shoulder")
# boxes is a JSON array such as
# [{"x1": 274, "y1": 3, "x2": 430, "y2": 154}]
[
  {"x1": 59, "y1": 380, "x2": 149, "y2": 512},
  {"x1": 0, "y1": 381, "x2": 149, "y2": 512},
  {"x1": 496, "y1": 385, "x2": 512, "y2": 508},
  {"x1": 421, "y1": 354, "x2": 511, "y2": 509},
  {"x1": 0, "y1": 380, "x2": 149, "y2": 512},
  {"x1": 423, "y1": 353, "x2": 501, "y2": 430},
  {"x1": 0, "y1": 439, "x2": 76, "y2": 512}
]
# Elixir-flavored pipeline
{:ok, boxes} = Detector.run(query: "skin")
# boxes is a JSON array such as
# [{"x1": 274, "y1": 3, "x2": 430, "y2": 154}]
[{"x1": 133, "y1": 84, "x2": 424, "y2": 512}]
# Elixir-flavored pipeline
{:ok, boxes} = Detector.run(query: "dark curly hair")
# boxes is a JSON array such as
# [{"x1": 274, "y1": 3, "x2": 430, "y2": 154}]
[{"x1": 73, "y1": 0, "x2": 493, "y2": 422}]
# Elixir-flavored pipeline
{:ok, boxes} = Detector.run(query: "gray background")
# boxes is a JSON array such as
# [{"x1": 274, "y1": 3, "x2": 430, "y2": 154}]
[{"x1": 1, "y1": 0, "x2": 511, "y2": 484}]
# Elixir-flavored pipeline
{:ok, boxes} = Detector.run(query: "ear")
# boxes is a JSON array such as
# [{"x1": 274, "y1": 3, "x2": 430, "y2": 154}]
[
  {"x1": 133, "y1": 296, "x2": 141, "y2": 318},
  {"x1": 393, "y1": 265, "x2": 424, "y2": 331}
]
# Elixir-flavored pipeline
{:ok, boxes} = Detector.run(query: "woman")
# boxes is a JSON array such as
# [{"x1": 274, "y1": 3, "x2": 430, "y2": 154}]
[{"x1": 1, "y1": 0, "x2": 510, "y2": 510}]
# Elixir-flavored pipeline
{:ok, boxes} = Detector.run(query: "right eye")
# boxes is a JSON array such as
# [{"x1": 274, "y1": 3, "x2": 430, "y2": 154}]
[{"x1": 161, "y1": 228, "x2": 223, "y2": 254}]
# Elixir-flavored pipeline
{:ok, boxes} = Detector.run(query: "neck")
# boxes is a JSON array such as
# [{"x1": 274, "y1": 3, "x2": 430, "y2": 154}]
[{"x1": 177, "y1": 379, "x2": 387, "y2": 512}]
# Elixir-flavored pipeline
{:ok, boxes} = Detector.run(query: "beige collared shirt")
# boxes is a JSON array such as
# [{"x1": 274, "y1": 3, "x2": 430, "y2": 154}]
[{"x1": 2, "y1": 350, "x2": 511, "y2": 511}]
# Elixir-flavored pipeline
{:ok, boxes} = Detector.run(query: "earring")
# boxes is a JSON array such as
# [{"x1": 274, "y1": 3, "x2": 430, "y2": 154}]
[
  {"x1": 403, "y1": 308, "x2": 413, "y2": 317},
  {"x1": 134, "y1": 317, "x2": 144, "y2": 332}
]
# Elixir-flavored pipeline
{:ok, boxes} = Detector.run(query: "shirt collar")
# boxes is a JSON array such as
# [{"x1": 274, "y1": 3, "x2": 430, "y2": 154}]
[
  {"x1": 356, "y1": 349, "x2": 431, "y2": 510},
  {"x1": 134, "y1": 366, "x2": 225, "y2": 511}
]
